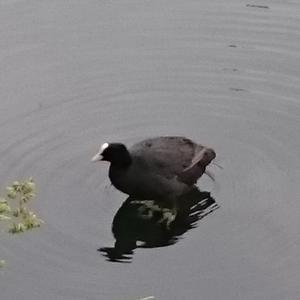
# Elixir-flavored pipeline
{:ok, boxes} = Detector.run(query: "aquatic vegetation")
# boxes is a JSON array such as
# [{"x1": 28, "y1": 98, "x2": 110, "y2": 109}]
[
  {"x1": 0, "y1": 178, "x2": 43, "y2": 267},
  {"x1": 0, "y1": 259, "x2": 5, "y2": 268}
]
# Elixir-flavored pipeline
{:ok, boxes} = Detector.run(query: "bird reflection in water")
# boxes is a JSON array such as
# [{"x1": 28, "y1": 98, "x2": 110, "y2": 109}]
[{"x1": 99, "y1": 187, "x2": 219, "y2": 262}]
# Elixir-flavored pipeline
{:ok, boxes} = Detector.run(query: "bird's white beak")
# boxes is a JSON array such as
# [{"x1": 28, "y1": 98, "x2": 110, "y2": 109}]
[{"x1": 91, "y1": 152, "x2": 103, "y2": 162}]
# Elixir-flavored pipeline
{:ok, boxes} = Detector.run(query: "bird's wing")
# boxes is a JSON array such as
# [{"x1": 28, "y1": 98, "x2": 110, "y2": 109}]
[
  {"x1": 130, "y1": 137, "x2": 204, "y2": 179},
  {"x1": 177, "y1": 151, "x2": 206, "y2": 185}
]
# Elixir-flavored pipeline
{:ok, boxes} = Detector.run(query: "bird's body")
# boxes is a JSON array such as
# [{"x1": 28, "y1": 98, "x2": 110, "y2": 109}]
[{"x1": 92, "y1": 136, "x2": 216, "y2": 201}]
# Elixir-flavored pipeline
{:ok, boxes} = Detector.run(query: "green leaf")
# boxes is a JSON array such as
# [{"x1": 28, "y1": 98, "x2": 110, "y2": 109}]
[
  {"x1": 0, "y1": 260, "x2": 6, "y2": 268},
  {"x1": 0, "y1": 214, "x2": 11, "y2": 220},
  {"x1": 9, "y1": 222, "x2": 26, "y2": 234},
  {"x1": 6, "y1": 187, "x2": 17, "y2": 199},
  {"x1": 0, "y1": 201, "x2": 11, "y2": 214}
]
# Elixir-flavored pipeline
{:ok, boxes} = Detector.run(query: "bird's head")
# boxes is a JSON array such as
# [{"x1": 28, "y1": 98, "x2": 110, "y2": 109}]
[{"x1": 91, "y1": 142, "x2": 131, "y2": 166}]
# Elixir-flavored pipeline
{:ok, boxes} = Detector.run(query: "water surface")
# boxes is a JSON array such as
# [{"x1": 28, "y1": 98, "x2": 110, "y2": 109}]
[{"x1": 1, "y1": 1, "x2": 300, "y2": 299}]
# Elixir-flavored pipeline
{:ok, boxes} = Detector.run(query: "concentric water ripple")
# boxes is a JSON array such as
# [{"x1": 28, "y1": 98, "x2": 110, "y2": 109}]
[{"x1": 1, "y1": 1, "x2": 300, "y2": 299}]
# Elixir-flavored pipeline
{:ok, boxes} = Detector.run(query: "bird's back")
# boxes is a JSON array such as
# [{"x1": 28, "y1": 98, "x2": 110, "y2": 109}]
[{"x1": 129, "y1": 136, "x2": 204, "y2": 180}]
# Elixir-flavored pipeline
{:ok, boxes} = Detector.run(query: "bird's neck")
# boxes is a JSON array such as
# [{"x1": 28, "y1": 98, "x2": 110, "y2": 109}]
[{"x1": 112, "y1": 152, "x2": 132, "y2": 168}]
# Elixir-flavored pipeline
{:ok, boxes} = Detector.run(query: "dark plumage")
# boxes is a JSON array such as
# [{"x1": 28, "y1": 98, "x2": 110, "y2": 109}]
[{"x1": 92, "y1": 136, "x2": 216, "y2": 201}]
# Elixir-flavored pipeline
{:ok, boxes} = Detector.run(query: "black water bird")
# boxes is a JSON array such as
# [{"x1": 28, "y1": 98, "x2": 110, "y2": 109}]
[{"x1": 92, "y1": 136, "x2": 216, "y2": 202}]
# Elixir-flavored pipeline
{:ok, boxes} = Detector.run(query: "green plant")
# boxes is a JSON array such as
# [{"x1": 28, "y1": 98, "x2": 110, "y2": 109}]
[{"x1": 0, "y1": 178, "x2": 43, "y2": 267}]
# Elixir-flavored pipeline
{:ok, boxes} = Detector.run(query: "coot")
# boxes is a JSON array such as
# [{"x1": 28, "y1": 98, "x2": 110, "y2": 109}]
[{"x1": 92, "y1": 136, "x2": 216, "y2": 201}]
